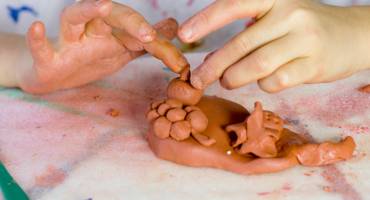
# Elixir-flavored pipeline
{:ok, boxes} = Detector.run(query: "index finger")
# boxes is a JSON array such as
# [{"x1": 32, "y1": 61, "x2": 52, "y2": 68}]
[
  {"x1": 144, "y1": 34, "x2": 189, "y2": 73},
  {"x1": 178, "y1": 0, "x2": 273, "y2": 43},
  {"x1": 104, "y1": 2, "x2": 156, "y2": 43}
]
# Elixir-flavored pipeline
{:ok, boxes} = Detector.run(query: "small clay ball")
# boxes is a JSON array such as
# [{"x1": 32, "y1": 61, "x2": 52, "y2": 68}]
[
  {"x1": 170, "y1": 121, "x2": 191, "y2": 141},
  {"x1": 166, "y1": 108, "x2": 187, "y2": 122},
  {"x1": 184, "y1": 106, "x2": 200, "y2": 113},
  {"x1": 186, "y1": 110, "x2": 208, "y2": 133},
  {"x1": 146, "y1": 109, "x2": 160, "y2": 122},
  {"x1": 167, "y1": 78, "x2": 203, "y2": 106},
  {"x1": 153, "y1": 117, "x2": 172, "y2": 139},
  {"x1": 151, "y1": 99, "x2": 164, "y2": 109},
  {"x1": 165, "y1": 99, "x2": 183, "y2": 108},
  {"x1": 157, "y1": 103, "x2": 171, "y2": 115}
]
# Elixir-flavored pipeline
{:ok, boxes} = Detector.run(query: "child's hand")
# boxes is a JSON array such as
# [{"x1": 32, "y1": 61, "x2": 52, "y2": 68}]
[
  {"x1": 18, "y1": 0, "x2": 184, "y2": 94},
  {"x1": 179, "y1": 0, "x2": 370, "y2": 92}
]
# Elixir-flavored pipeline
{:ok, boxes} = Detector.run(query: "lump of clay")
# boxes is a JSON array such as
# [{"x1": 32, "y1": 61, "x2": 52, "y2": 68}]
[
  {"x1": 147, "y1": 96, "x2": 356, "y2": 175},
  {"x1": 146, "y1": 98, "x2": 215, "y2": 146},
  {"x1": 167, "y1": 67, "x2": 203, "y2": 105}
]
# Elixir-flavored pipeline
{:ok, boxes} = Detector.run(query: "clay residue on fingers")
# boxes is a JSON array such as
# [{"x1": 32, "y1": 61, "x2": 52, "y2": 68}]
[{"x1": 144, "y1": 33, "x2": 189, "y2": 73}]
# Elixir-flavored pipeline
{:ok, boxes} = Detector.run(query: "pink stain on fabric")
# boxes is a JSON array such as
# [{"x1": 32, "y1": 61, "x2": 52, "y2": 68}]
[
  {"x1": 272, "y1": 92, "x2": 363, "y2": 200},
  {"x1": 187, "y1": 0, "x2": 194, "y2": 6},
  {"x1": 35, "y1": 165, "x2": 66, "y2": 187},
  {"x1": 257, "y1": 183, "x2": 292, "y2": 196},
  {"x1": 321, "y1": 166, "x2": 362, "y2": 200},
  {"x1": 148, "y1": 0, "x2": 159, "y2": 9},
  {"x1": 276, "y1": 86, "x2": 369, "y2": 126}
]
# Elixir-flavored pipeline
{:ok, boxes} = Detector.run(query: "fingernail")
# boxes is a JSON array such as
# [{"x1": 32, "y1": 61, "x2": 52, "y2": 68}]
[
  {"x1": 177, "y1": 56, "x2": 189, "y2": 69},
  {"x1": 190, "y1": 74, "x2": 204, "y2": 90},
  {"x1": 180, "y1": 27, "x2": 193, "y2": 41},
  {"x1": 220, "y1": 77, "x2": 233, "y2": 90},
  {"x1": 140, "y1": 25, "x2": 155, "y2": 42}
]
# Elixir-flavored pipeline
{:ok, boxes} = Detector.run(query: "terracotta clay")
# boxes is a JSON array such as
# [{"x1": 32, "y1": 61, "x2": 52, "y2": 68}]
[
  {"x1": 167, "y1": 67, "x2": 203, "y2": 106},
  {"x1": 147, "y1": 98, "x2": 216, "y2": 146},
  {"x1": 147, "y1": 96, "x2": 356, "y2": 175},
  {"x1": 226, "y1": 102, "x2": 283, "y2": 158},
  {"x1": 359, "y1": 84, "x2": 370, "y2": 93}
]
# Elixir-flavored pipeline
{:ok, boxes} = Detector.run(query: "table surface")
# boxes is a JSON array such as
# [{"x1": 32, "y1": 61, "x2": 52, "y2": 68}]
[{"x1": 0, "y1": 53, "x2": 369, "y2": 200}]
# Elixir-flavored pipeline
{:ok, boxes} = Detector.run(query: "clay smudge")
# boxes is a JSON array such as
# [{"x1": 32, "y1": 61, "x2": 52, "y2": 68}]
[
  {"x1": 358, "y1": 84, "x2": 370, "y2": 93},
  {"x1": 35, "y1": 165, "x2": 66, "y2": 187},
  {"x1": 148, "y1": 0, "x2": 159, "y2": 9},
  {"x1": 257, "y1": 183, "x2": 292, "y2": 197},
  {"x1": 187, "y1": 0, "x2": 195, "y2": 6}
]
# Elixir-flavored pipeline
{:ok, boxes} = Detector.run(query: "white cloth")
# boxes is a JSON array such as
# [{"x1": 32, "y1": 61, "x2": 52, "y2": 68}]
[{"x1": 0, "y1": 0, "x2": 369, "y2": 51}]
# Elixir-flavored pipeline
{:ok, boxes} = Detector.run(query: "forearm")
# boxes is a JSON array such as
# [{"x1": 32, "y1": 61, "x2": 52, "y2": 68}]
[{"x1": 0, "y1": 32, "x2": 32, "y2": 88}]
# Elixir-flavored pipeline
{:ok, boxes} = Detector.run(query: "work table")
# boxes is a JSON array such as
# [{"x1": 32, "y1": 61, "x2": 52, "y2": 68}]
[{"x1": 0, "y1": 53, "x2": 369, "y2": 200}]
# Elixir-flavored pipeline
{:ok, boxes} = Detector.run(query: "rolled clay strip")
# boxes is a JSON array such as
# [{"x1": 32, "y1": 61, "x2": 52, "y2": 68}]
[{"x1": 192, "y1": 132, "x2": 216, "y2": 147}]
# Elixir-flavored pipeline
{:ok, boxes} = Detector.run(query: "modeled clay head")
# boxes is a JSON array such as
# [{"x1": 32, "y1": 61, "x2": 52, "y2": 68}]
[
  {"x1": 167, "y1": 67, "x2": 203, "y2": 106},
  {"x1": 146, "y1": 98, "x2": 215, "y2": 146},
  {"x1": 225, "y1": 102, "x2": 283, "y2": 158}
]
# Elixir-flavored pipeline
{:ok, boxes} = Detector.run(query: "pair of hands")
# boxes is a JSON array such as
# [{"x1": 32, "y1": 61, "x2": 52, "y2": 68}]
[{"x1": 20, "y1": 0, "x2": 370, "y2": 94}]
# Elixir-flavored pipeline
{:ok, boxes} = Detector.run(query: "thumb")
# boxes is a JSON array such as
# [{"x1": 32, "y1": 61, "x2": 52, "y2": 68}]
[{"x1": 26, "y1": 21, "x2": 54, "y2": 66}]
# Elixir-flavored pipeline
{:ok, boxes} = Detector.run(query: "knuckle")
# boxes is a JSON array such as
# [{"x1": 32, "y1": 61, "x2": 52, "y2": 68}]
[
  {"x1": 250, "y1": 53, "x2": 269, "y2": 72},
  {"x1": 195, "y1": 12, "x2": 210, "y2": 28},
  {"x1": 121, "y1": 12, "x2": 142, "y2": 27},
  {"x1": 227, "y1": 0, "x2": 243, "y2": 9},
  {"x1": 233, "y1": 35, "x2": 254, "y2": 55}
]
